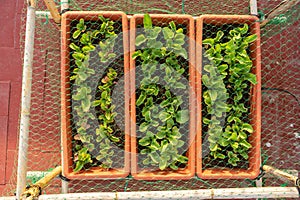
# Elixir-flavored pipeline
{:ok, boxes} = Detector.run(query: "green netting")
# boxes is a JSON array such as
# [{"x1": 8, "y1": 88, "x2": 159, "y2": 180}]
[{"x1": 2, "y1": 0, "x2": 299, "y2": 199}]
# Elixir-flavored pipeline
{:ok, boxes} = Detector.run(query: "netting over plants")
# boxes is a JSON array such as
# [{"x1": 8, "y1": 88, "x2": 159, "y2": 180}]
[{"x1": 2, "y1": 0, "x2": 299, "y2": 198}]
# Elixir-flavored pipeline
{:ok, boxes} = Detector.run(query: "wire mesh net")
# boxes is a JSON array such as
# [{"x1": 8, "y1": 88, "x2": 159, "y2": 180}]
[{"x1": 2, "y1": 0, "x2": 299, "y2": 198}]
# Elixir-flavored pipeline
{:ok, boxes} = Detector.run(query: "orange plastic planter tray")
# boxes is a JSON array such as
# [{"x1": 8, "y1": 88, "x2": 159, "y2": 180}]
[
  {"x1": 196, "y1": 15, "x2": 261, "y2": 179},
  {"x1": 61, "y1": 11, "x2": 130, "y2": 179},
  {"x1": 130, "y1": 14, "x2": 196, "y2": 180}
]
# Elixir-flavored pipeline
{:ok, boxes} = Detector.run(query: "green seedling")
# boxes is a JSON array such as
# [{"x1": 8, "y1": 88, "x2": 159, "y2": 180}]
[
  {"x1": 133, "y1": 14, "x2": 189, "y2": 170},
  {"x1": 70, "y1": 16, "x2": 119, "y2": 172},
  {"x1": 202, "y1": 24, "x2": 257, "y2": 166}
]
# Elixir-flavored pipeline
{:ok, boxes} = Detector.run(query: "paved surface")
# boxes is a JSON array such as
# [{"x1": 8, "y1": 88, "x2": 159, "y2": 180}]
[{"x1": 0, "y1": 0, "x2": 24, "y2": 194}]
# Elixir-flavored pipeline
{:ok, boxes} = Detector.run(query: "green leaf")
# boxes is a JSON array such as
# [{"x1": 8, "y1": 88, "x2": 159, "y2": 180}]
[
  {"x1": 244, "y1": 34, "x2": 257, "y2": 43},
  {"x1": 170, "y1": 163, "x2": 178, "y2": 170},
  {"x1": 80, "y1": 33, "x2": 90, "y2": 45},
  {"x1": 162, "y1": 27, "x2": 174, "y2": 39},
  {"x1": 146, "y1": 131, "x2": 154, "y2": 137},
  {"x1": 136, "y1": 92, "x2": 146, "y2": 106},
  {"x1": 143, "y1": 14, "x2": 152, "y2": 29},
  {"x1": 240, "y1": 140, "x2": 252, "y2": 149},
  {"x1": 168, "y1": 137, "x2": 178, "y2": 146},
  {"x1": 139, "y1": 122, "x2": 149, "y2": 132},
  {"x1": 229, "y1": 131, "x2": 238, "y2": 141},
  {"x1": 82, "y1": 45, "x2": 93, "y2": 52},
  {"x1": 156, "y1": 131, "x2": 166, "y2": 139},
  {"x1": 109, "y1": 135, "x2": 120, "y2": 143},
  {"x1": 135, "y1": 34, "x2": 147, "y2": 46},
  {"x1": 132, "y1": 50, "x2": 141, "y2": 60},
  {"x1": 98, "y1": 15, "x2": 106, "y2": 22},
  {"x1": 77, "y1": 72, "x2": 88, "y2": 81},
  {"x1": 107, "y1": 53, "x2": 116, "y2": 60},
  {"x1": 175, "y1": 110, "x2": 189, "y2": 124},
  {"x1": 231, "y1": 142, "x2": 239, "y2": 149},
  {"x1": 239, "y1": 131, "x2": 247, "y2": 140},
  {"x1": 244, "y1": 73, "x2": 257, "y2": 84},
  {"x1": 174, "y1": 33, "x2": 185, "y2": 45},
  {"x1": 203, "y1": 65, "x2": 212, "y2": 73},
  {"x1": 73, "y1": 161, "x2": 84, "y2": 173},
  {"x1": 216, "y1": 153, "x2": 226, "y2": 159},
  {"x1": 159, "y1": 158, "x2": 168, "y2": 170},
  {"x1": 218, "y1": 64, "x2": 228, "y2": 73},
  {"x1": 77, "y1": 19, "x2": 85, "y2": 29},
  {"x1": 215, "y1": 31, "x2": 224, "y2": 41},
  {"x1": 142, "y1": 158, "x2": 150, "y2": 165},
  {"x1": 139, "y1": 137, "x2": 150, "y2": 146},
  {"x1": 174, "y1": 82, "x2": 186, "y2": 89},
  {"x1": 81, "y1": 98, "x2": 91, "y2": 112},
  {"x1": 219, "y1": 137, "x2": 229, "y2": 147},
  {"x1": 165, "y1": 90, "x2": 171, "y2": 98},
  {"x1": 69, "y1": 43, "x2": 81, "y2": 51},
  {"x1": 149, "y1": 152, "x2": 160, "y2": 164},
  {"x1": 101, "y1": 90, "x2": 108, "y2": 99},
  {"x1": 148, "y1": 27, "x2": 161, "y2": 40},
  {"x1": 203, "y1": 117, "x2": 211, "y2": 124},
  {"x1": 240, "y1": 151, "x2": 249, "y2": 159},
  {"x1": 177, "y1": 140, "x2": 184, "y2": 148},
  {"x1": 160, "y1": 140, "x2": 169, "y2": 152},
  {"x1": 160, "y1": 99, "x2": 170, "y2": 108},
  {"x1": 151, "y1": 139, "x2": 160, "y2": 150},
  {"x1": 72, "y1": 52, "x2": 85, "y2": 60},
  {"x1": 165, "y1": 65, "x2": 172, "y2": 76},
  {"x1": 144, "y1": 110, "x2": 151, "y2": 121},
  {"x1": 242, "y1": 123, "x2": 254, "y2": 133},
  {"x1": 238, "y1": 23, "x2": 249, "y2": 35},
  {"x1": 73, "y1": 30, "x2": 81, "y2": 39},
  {"x1": 208, "y1": 90, "x2": 218, "y2": 102},
  {"x1": 159, "y1": 111, "x2": 172, "y2": 122},
  {"x1": 202, "y1": 75, "x2": 209, "y2": 86},
  {"x1": 169, "y1": 21, "x2": 176, "y2": 31},
  {"x1": 174, "y1": 48, "x2": 188, "y2": 59},
  {"x1": 176, "y1": 28, "x2": 183, "y2": 33},
  {"x1": 149, "y1": 41, "x2": 163, "y2": 49},
  {"x1": 177, "y1": 155, "x2": 188, "y2": 163},
  {"x1": 141, "y1": 149, "x2": 150, "y2": 155},
  {"x1": 167, "y1": 119, "x2": 175, "y2": 128},
  {"x1": 203, "y1": 38, "x2": 214, "y2": 46}
]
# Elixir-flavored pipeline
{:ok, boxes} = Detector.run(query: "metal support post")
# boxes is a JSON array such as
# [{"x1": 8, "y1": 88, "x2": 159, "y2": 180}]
[{"x1": 16, "y1": 2, "x2": 36, "y2": 199}]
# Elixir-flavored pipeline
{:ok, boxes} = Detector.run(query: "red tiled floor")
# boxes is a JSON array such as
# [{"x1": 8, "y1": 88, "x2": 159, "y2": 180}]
[
  {"x1": 5, "y1": 150, "x2": 17, "y2": 184},
  {"x1": 0, "y1": 116, "x2": 8, "y2": 185},
  {"x1": 0, "y1": 48, "x2": 22, "y2": 81},
  {"x1": 0, "y1": 0, "x2": 23, "y2": 196},
  {"x1": 0, "y1": 82, "x2": 10, "y2": 185},
  {"x1": 0, "y1": 82, "x2": 10, "y2": 116},
  {"x1": 6, "y1": 82, "x2": 21, "y2": 150}
]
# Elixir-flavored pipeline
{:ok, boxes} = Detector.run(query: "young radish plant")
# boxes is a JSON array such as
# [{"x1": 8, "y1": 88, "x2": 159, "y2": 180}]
[
  {"x1": 70, "y1": 16, "x2": 119, "y2": 172},
  {"x1": 133, "y1": 14, "x2": 189, "y2": 170},
  {"x1": 202, "y1": 24, "x2": 258, "y2": 167}
]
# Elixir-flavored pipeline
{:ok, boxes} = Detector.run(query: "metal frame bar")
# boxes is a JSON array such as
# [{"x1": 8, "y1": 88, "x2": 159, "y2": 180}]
[
  {"x1": 16, "y1": 3, "x2": 36, "y2": 200},
  {"x1": 2, "y1": 187, "x2": 299, "y2": 200},
  {"x1": 249, "y1": 0, "x2": 258, "y2": 16}
]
